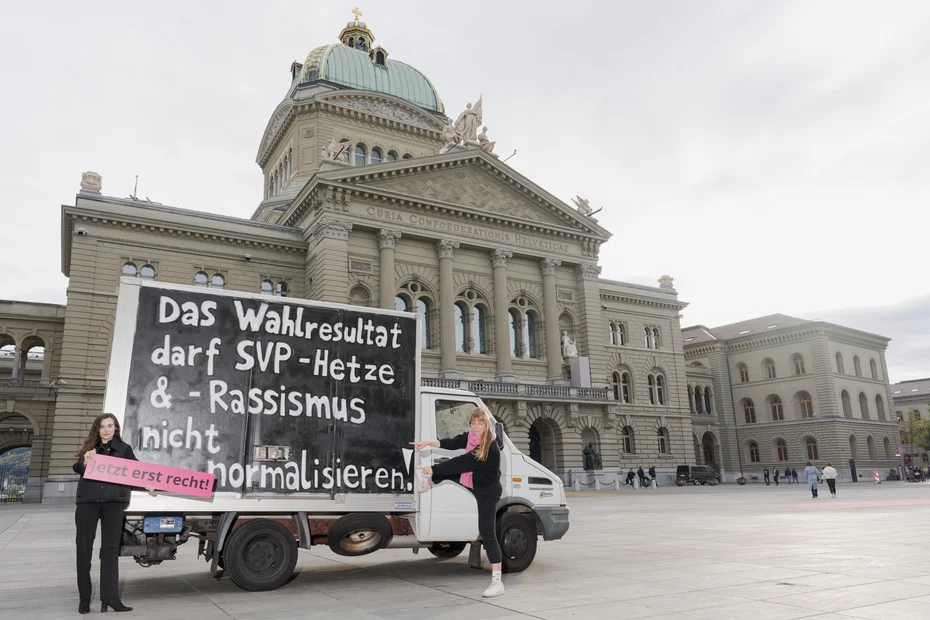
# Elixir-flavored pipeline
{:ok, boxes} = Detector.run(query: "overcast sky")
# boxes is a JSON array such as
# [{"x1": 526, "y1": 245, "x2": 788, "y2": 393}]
[{"x1": 1, "y1": 1, "x2": 928, "y2": 382}]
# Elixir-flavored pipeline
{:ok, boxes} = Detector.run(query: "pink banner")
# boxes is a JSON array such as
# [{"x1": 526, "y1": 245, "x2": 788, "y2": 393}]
[{"x1": 83, "y1": 454, "x2": 215, "y2": 498}]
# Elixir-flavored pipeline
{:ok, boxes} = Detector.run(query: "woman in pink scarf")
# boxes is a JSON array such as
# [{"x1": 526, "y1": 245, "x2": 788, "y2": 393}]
[{"x1": 411, "y1": 408, "x2": 504, "y2": 598}]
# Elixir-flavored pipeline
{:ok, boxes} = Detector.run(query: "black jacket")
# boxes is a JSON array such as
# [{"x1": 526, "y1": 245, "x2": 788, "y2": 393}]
[
  {"x1": 431, "y1": 432, "x2": 502, "y2": 499},
  {"x1": 73, "y1": 437, "x2": 137, "y2": 504}
]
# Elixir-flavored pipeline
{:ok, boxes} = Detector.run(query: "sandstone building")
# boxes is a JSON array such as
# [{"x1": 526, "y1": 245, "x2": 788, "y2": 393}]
[{"x1": 891, "y1": 377, "x2": 930, "y2": 468}]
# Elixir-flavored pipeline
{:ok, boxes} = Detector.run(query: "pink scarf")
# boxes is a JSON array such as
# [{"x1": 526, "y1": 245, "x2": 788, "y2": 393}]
[{"x1": 460, "y1": 428, "x2": 496, "y2": 489}]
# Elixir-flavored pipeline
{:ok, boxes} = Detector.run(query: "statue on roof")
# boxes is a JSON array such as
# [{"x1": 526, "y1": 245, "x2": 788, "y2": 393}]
[
  {"x1": 320, "y1": 138, "x2": 345, "y2": 162},
  {"x1": 571, "y1": 195, "x2": 594, "y2": 216},
  {"x1": 440, "y1": 123, "x2": 460, "y2": 154},
  {"x1": 453, "y1": 96, "x2": 483, "y2": 143},
  {"x1": 477, "y1": 126, "x2": 496, "y2": 154}
]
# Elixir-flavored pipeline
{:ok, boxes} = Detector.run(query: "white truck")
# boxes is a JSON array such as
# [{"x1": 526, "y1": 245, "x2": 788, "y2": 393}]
[{"x1": 104, "y1": 279, "x2": 569, "y2": 591}]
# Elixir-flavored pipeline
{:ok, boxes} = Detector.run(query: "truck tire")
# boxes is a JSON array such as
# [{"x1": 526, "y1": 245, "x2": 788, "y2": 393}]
[
  {"x1": 428, "y1": 542, "x2": 467, "y2": 559},
  {"x1": 498, "y1": 512, "x2": 537, "y2": 573},
  {"x1": 224, "y1": 519, "x2": 298, "y2": 592},
  {"x1": 327, "y1": 513, "x2": 393, "y2": 557}
]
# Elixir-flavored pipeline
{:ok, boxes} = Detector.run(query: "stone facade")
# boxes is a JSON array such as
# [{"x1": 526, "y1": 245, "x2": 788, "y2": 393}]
[
  {"x1": 891, "y1": 377, "x2": 930, "y2": 469},
  {"x1": 683, "y1": 315, "x2": 900, "y2": 482}
]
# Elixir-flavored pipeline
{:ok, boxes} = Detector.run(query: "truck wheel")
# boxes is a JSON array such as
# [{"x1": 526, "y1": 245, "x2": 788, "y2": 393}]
[
  {"x1": 224, "y1": 519, "x2": 298, "y2": 592},
  {"x1": 498, "y1": 513, "x2": 537, "y2": 573},
  {"x1": 428, "y1": 542, "x2": 467, "y2": 559},
  {"x1": 327, "y1": 513, "x2": 393, "y2": 557}
]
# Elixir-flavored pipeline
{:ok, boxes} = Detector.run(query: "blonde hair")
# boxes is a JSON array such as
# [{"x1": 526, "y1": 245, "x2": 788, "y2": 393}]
[{"x1": 469, "y1": 408, "x2": 494, "y2": 462}]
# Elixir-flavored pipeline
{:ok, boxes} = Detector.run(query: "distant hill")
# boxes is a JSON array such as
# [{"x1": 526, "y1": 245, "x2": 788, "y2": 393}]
[{"x1": 0, "y1": 447, "x2": 31, "y2": 470}]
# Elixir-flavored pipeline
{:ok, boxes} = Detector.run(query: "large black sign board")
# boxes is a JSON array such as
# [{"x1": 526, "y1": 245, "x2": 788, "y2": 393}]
[{"x1": 121, "y1": 286, "x2": 418, "y2": 495}]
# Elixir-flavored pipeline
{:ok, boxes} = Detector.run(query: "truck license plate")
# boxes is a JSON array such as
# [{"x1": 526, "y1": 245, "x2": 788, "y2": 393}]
[{"x1": 143, "y1": 516, "x2": 183, "y2": 533}]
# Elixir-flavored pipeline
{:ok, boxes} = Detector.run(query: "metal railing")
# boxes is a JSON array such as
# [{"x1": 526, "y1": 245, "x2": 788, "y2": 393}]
[{"x1": 0, "y1": 465, "x2": 28, "y2": 503}]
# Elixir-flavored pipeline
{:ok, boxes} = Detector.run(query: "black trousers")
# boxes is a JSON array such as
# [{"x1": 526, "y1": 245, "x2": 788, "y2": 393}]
[
  {"x1": 826, "y1": 479, "x2": 836, "y2": 495},
  {"x1": 431, "y1": 473, "x2": 502, "y2": 565},
  {"x1": 75, "y1": 502, "x2": 126, "y2": 601}
]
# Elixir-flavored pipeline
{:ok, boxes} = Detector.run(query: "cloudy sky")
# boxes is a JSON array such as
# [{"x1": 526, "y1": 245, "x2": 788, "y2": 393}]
[{"x1": 1, "y1": 1, "x2": 928, "y2": 382}]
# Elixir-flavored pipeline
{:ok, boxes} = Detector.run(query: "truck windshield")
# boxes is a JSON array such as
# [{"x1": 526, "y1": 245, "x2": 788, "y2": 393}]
[{"x1": 435, "y1": 400, "x2": 477, "y2": 439}]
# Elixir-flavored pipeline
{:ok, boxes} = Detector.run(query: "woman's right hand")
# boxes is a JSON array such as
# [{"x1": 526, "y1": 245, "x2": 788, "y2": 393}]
[
  {"x1": 83, "y1": 450, "x2": 96, "y2": 463},
  {"x1": 409, "y1": 440, "x2": 439, "y2": 451}
]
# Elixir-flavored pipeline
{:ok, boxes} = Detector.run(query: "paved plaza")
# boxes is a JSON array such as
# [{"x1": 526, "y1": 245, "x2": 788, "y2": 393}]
[{"x1": 2, "y1": 482, "x2": 929, "y2": 619}]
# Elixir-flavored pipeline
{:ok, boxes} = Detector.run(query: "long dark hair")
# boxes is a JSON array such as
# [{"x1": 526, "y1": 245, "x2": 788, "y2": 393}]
[{"x1": 74, "y1": 413, "x2": 122, "y2": 457}]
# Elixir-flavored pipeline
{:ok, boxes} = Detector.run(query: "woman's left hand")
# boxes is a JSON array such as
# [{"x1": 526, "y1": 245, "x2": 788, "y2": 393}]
[
  {"x1": 145, "y1": 486, "x2": 157, "y2": 495},
  {"x1": 417, "y1": 466, "x2": 432, "y2": 476}
]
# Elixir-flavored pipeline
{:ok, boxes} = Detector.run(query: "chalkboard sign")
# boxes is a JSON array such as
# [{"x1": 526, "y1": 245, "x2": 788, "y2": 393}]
[{"x1": 119, "y1": 285, "x2": 418, "y2": 495}]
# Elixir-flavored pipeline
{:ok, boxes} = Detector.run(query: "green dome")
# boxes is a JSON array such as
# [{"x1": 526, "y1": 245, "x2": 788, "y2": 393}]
[{"x1": 301, "y1": 44, "x2": 444, "y2": 113}]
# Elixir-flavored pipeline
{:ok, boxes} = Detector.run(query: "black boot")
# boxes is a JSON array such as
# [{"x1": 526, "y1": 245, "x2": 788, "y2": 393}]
[
  {"x1": 78, "y1": 600, "x2": 90, "y2": 614},
  {"x1": 101, "y1": 600, "x2": 133, "y2": 613}
]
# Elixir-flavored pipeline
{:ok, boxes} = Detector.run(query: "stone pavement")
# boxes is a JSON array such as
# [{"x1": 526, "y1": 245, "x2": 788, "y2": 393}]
[{"x1": 2, "y1": 482, "x2": 929, "y2": 619}]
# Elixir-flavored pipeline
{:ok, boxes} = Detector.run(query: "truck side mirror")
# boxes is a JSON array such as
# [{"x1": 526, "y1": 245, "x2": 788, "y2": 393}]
[{"x1": 495, "y1": 423, "x2": 505, "y2": 450}]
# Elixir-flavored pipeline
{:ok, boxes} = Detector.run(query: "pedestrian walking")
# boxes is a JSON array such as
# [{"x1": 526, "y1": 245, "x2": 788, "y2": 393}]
[
  {"x1": 822, "y1": 462, "x2": 838, "y2": 497},
  {"x1": 784, "y1": 467, "x2": 791, "y2": 483},
  {"x1": 763, "y1": 467, "x2": 770, "y2": 485},
  {"x1": 791, "y1": 468, "x2": 799, "y2": 485},
  {"x1": 648, "y1": 465, "x2": 657, "y2": 488},
  {"x1": 803, "y1": 461, "x2": 820, "y2": 498},
  {"x1": 625, "y1": 468, "x2": 635, "y2": 487},
  {"x1": 73, "y1": 413, "x2": 140, "y2": 614},
  {"x1": 773, "y1": 468, "x2": 780, "y2": 485},
  {"x1": 637, "y1": 466, "x2": 646, "y2": 488}
]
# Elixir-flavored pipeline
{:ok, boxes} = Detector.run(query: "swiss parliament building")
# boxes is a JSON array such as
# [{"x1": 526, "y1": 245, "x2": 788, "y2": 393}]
[{"x1": 0, "y1": 16, "x2": 900, "y2": 502}]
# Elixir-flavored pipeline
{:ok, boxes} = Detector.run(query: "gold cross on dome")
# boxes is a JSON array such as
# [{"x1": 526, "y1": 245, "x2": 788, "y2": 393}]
[{"x1": 352, "y1": 7, "x2": 362, "y2": 23}]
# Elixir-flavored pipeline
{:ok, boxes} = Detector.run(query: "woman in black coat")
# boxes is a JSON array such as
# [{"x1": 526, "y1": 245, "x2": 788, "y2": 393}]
[
  {"x1": 411, "y1": 407, "x2": 504, "y2": 598},
  {"x1": 72, "y1": 413, "x2": 137, "y2": 614}
]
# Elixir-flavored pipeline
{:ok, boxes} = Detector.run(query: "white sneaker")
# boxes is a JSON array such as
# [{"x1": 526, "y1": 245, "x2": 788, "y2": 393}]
[
  {"x1": 415, "y1": 470, "x2": 431, "y2": 493},
  {"x1": 482, "y1": 580, "x2": 505, "y2": 598}
]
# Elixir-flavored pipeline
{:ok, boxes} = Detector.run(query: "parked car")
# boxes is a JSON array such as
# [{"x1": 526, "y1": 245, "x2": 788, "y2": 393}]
[{"x1": 676, "y1": 465, "x2": 719, "y2": 486}]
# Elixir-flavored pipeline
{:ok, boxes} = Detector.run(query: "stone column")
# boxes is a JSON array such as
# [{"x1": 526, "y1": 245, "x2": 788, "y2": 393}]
[
  {"x1": 541, "y1": 258, "x2": 564, "y2": 384},
  {"x1": 437, "y1": 239, "x2": 461, "y2": 379},
  {"x1": 491, "y1": 249, "x2": 516, "y2": 382},
  {"x1": 305, "y1": 218, "x2": 352, "y2": 303},
  {"x1": 9, "y1": 346, "x2": 21, "y2": 383},
  {"x1": 378, "y1": 229, "x2": 401, "y2": 310},
  {"x1": 40, "y1": 348, "x2": 53, "y2": 384}
]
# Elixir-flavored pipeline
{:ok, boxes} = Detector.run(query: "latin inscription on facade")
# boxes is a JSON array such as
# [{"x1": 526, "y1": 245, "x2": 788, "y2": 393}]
[{"x1": 361, "y1": 206, "x2": 573, "y2": 254}]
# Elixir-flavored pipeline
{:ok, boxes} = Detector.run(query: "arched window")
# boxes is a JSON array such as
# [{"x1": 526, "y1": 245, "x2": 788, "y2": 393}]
[
  {"x1": 472, "y1": 305, "x2": 488, "y2": 354},
  {"x1": 657, "y1": 428, "x2": 669, "y2": 454},
  {"x1": 354, "y1": 143, "x2": 367, "y2": 166},
  {"x1": 656, "y1": 375, "x2": 665, "y2": 405},
  {"x1": 652, "y1": 328, "x2": 660, "y2": 349},
  {"x1": 622, "y1": 426, "x2": 635, "y2": 454},
  {"x1": 836, "y1": 352, "x2": 845, "y2": 374},
  {"x1": 376, "y1": 50, "x2": 386, "y2": 65},
  {"x1": 743, "y1": 399, "x2": 756, "y2": 424},
  {"x1": 416, "y1": 298, "x2": 431, "y2": 349},
  {"x1": 792, "y1": 354, "x2": 805, "y2": 375},
  {"x1": 776, "y1": 439, "x2": 789, "y2": 462},
  {"x1": 875, "y1": 395, "x2": 885, "y2": 421},
  {"x1": 394, "y1": 295, "x2": 410, "y2": 312},
  {"x1": 139, "y1": 264, "x2": 156, "y2": 280},
  {"x1": 386, "y1": 150, "x2": 398, "y2": 162},
  {"x1": 867, "y1": 435, "x2": 876, "y2": 459},
  {"x1": 509, "y1": 309, "x2": 520, "y2": 358},
  {"x1": 884, "y1": 437, "x2": 893, "y2": 460},
  {"x1": 454, "y1": 302, "x2": 467, "y2": 353},
  {"x1": 275, "y1": 282, "x2": 289, "y2": 297},
  {"x1": 647, "y1": 372, "x2": 665, "y2": 405},
  {"x1": 525, "y1": 311, "x2": 538, "y2": 358},
  {"x1": 620, "y1": 372, "x2": 631, "y2": 403},
  {"x1": 841, "y1": 390, "x2": 852, "y2": 418},
  {"x1": 859, "y1": 392, "x2": 870, "y2": 420},
  {"x1": 749, "y1": 441, "x2": 760, "y2": 463},
  {"x1": 644, "y1": 327, "x2": 651, "y2": 348},
  {"x1": 737, "y1": 363, "x2": 749, "y2": 383},
  {"x1": 211, "y1": 273, "x2": 226, "y2": 289},
  {"x1": 611, "y1": 323, "x2": 625, "y2": 346},
  {"x1": 402, "y1": 153, "x2": 412, "y2": 160},
  {"x1": 806, "y1": 437, "x2": 819, "y2": 460},
  {"x1": 194, "y1": 271, "x2": 209, "y2": 287},
  {"x1": 370, "y1": 147, "x2": 383, "y2": 164},
  {"x1": 853, "y1": 356, "x2": 862, "y2": 377},
  {"x1": 687, "y1": 385, "x2": 695, "y2": 413},
  {"x1": 703, "y1": 387, "x2": 712, "y2": 414},
  {"x1": 764, "y1": 358, "x2": 776, "y2": 379},
  {"x1": 694, "y1": 386, "x2": 703, "y2": 414},
  {"x1": 609, "y1": 323, "x2": 617, "y2": 345},
  {"x1": 260, "y1": 279, "x2": 274, "y2": 295},
  {"x1": 612, "y1": 372, "x2": 622, "y2": 401},
  {"x1": 121, "y1": 262, "x2": 137, "y2": 276},
  {"x1": 849, "y1": 435, "x2": 859, "y2": 460},
  {"x1": 769, "y1": 395, "x2": 784, "y2": 421},
  {"x1": 869, "y1": 358, "x2": 878, "y2": 380},
  {"x1": 348, "y1": 285, "x2": 371, "y2": 307},
  {"x1": 647, "y1": 375, "x2": 656, "y2": 405},
  {"x1": 796, "y1": 391, "x2": 814, "y2": 418}
]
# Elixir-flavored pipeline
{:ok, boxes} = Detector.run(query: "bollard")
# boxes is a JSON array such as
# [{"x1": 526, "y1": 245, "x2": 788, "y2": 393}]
[
  {"x1": 633, "y1": 477, "x2": 640, "y2": 489},
  {"x1": 873, "y1": 470, "x2": 880, "y2": 484},
  {"x1": 614, "y1": 478, "x2": 621, "y2": 491},
  {"x1": 594, "y1": 479, "x2": 601, "y2": 491},
  {"x1": 572, "y1": 479, "x2": 580, "y2": 492}
]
